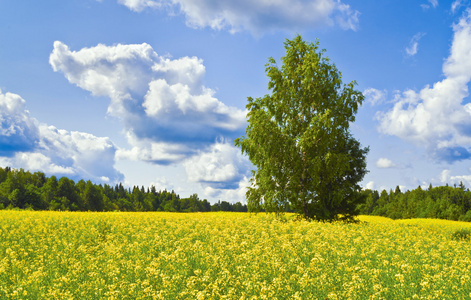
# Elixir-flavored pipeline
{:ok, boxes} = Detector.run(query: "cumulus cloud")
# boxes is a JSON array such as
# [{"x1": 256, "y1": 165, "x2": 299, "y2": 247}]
[
  {"x1": 50, "y1": 41, "x2": 246, "y2": 164},
  {"x1": 376, "y1": 158, "x2": 396, "y2": 168},
  {"x1": 150, "y1": 176, "x2": 174, "y2": 191},
  {"x1": 203, "y1": 175, "x2": 250, "y2": 204},
  {"x1": 405, "y1": 32, "x2": 426, "y2": 57},
  {"x1": 364, "y1": 181, "x2": 375, "y2": 190},
  {"x1": 0, "y1": 89, "x2": 123, "y2": 183},
  {"x1": 49, "y1": 42, "x2": 157, "y2": 116},
  {"x1": 0, "y1": 89, "x2": 39, "y2": 156},
  {"x1": 377, "y1": 11, "x2": 471, "y2": 163},
  {"x1": 450, "y1": 174, "x2": 471, "y2": 186},
  {"x1": 117, "y1": 0, "x2": 360, "y2": 34},
  {"x1": 183, "y1": 140, "x2": 250, "y2": 190},
  {"x1": 116, "y1": 132, "x2": 190, "y2": 165},
  {"x1": 142, "y1": 79, "x2": 246, "y2": 141},
  {"x1": 38, "y1": 125, "x2": 123, "y2": 182},
  {"x1": 8, "y1": 153, "x2": 75, "y2": 175},
  {"x1": 439, "y1": 168, "x2": 471, "y2": 186}
]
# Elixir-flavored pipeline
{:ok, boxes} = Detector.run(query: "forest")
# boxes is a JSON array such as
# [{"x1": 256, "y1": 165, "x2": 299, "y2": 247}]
[
  {"x1": 3, "y1": 165, "x2": 471, "y2": 222},
  {"x1": 0, "y1": 167, "x2": 247, "y2": 213},
  {"x1": 358, "y1": 183, "x2": 471, "y2": 221}
]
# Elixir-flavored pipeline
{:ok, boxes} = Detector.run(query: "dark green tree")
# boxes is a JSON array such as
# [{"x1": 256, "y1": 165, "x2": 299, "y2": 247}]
[
  {"x1": 24, "y1": 183, "x2": 43, "y2": 209},
  {"x1": 41, "y1": 175, "x2": 58, "y2": 205},
  {"x1": 83, "y1": 180, "x2": 103, "y2": 211},
  {"x1": 235, "y1": 35, "x2": 368, "y2": 222},
  {"x1": 132, "y1": 186, "x2": 145, "y2": 211},
  {"x1": 211, "y1": 201, "x2": 221, "y2": 212},
  {"x1": 8, "y1": 189, "x2": 22, "y2": 208},
  {"x1": 57, "y1": 177, "x2": 81, "y2": 210},
  {"x1": 201, "y1": 199, "x2": 211, "y2": 212}
]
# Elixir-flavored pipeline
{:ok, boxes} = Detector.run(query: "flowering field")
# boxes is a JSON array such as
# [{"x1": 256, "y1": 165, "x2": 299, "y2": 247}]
[{"x1": 1, "y1": 211, "x2": 471, "y2": 299}]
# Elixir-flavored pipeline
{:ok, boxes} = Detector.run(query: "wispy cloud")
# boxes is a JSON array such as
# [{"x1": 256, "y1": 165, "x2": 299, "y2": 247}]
[
  {"x1": 451, "y1": 0, "x2": 469, "y2": 14},
  {"x1": 421, "y1": 0, "x2": 438, "y2": 10},
  {"x1": 364, "y1": 88, "x2": 387, "y2": 106},
  {"x1": 429, "y1": 0, "x2": 439, "y2": 8},
  {"x1": 117, "y1": 0, "x2": 161, "y2": 12},
  {"x1": 405, "y1": 32, "x2": 426, "y2": 57}
]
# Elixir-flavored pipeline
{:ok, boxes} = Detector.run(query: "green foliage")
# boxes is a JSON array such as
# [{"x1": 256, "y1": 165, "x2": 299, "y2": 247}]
[
  {"x1": 360, "y1": 183, "x2": 471, "y2": 222},
  {"x1": 0, "y1": 166, "x2": 246, "y2": 213},
  {"x1": 236, "y1": 35, "x2": 368, "y2": 222}
]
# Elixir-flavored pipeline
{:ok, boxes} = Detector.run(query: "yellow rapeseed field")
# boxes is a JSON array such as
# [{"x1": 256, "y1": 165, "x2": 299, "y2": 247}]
[{"x1": 1, "y1": 211, "x2": 471, "y2": 299}]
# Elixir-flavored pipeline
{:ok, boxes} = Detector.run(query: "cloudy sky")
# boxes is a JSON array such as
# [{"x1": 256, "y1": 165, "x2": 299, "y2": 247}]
[{"x1": 1, "y1": 0, "x2": 471, "y2": 202}]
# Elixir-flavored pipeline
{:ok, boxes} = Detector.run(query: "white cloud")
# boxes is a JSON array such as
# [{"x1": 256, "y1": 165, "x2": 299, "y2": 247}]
[
  {"x1": 39, "y1": 125, "x2": 123, "y2": 182},
  {"x1": 116, "y1": 132, "x2": 190, "y2": 165},
  {"x1": 365, "y1": 181, "x2": 375, "y2": 190},
  {"x1": 364, "y1": 88, "x2": 387, "y2": 106},
  {"x1": 203, "y1": 175, "x2": 250, "y2": 204},
  {"x1": 49, "y1": 40, "x2": 252, "y2": 197},
  {"x1": 336, "y1": 2, "x2": 361, "y2": 31},
  {"x1": 376, "y1": 158, "x2": 396, "y2": 168},
  {"x1": 421, "y1": 0, "x2": 438, "y2": 10},
  {"x1": 405, "y1": 32, "x2": 426, "y2": 57},
  {"x1": 143, "y1": 79, "x2": 245, "y2": 132},
  {"x1": 452, "y1": 0, "x2": 463, "y2": 14},
  {"x1": 49, "y1": 41, "x2": 156, "y2": 116},
  {"x1": 183, "y1": 140, "x2": 250, "y2": 189},
  {"x1": 378, "y1": 11, "x2": 471, "y2": 162},
  {"x1": 3, "y1": 153, "x2": 75, "y2": 175},
  {"x1": 50, "y1": 41, "x2": 246, "y2": 164},
  {"x1": 439, "y1": 168, "x2": 471, "y2": 186},
  {"x1": 117, "y1": 0, "x2": 161, "y2": 12},
  {"x1": 150, "y1": 176, "x2": 174, "y2": 191},
  {"x1": 0, "y1": 89, "x2": 39, "y2": 155},
  {"x1": 117, "y1": 0, "x2": 360, "y2": 34},
  {"x1": 429, "y1": 0, "x2": 439, "y2": 8},
  {"x1": 451, "y1": 174, "x2": 471, "y2": 185},
  {"x1": 0, "y1": 89, "x2": 123, "y2": 183}
]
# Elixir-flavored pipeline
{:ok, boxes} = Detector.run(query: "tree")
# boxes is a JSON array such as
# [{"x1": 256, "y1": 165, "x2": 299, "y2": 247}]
[
  {"x1": 220, "y1": 201, "x2": 233, "y2": 212},
  {"x1": 24, "y1": 183, "x2": 43, "y2": 209},
  {"x1": 83, "y1": 180, "x2": 103, "y2": 211},
  {"x1": 57, "y1": 177, "x2": 81, "y2": 210},
  {"x1": 235, "y1": 35, "x2": 368, "y2": 222},
  {"x1": 201, "y1": 199, "x2": 211, "y2": 212},
  {"x1": 42, "y1": 175, "x2": 58, "y2": 205}
]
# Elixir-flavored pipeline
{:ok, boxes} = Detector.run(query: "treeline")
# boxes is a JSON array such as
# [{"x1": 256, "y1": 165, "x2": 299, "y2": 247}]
[
  {"x1": 4, "y1": 166, "x2": 471, "y2": 221},
  {"x1": 0, "y1": 167, "x2": 247, "y2": 212},
  {"x1": 359, "y1": 184, "x2": 471, "y2": 221}
]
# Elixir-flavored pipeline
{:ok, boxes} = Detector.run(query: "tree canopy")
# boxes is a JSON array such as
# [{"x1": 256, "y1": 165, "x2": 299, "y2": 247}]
[{"x1": 235, "y1": 35, "x2": 369, "y2": 222}]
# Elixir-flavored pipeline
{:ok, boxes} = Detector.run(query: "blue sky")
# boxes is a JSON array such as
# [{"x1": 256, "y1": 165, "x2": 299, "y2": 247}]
[{"x1": 1, "y1": 0, "x2": 471, "y2": 202}]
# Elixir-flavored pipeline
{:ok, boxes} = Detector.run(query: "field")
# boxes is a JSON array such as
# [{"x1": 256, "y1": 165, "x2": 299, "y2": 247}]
[{"x1": 1, "y1": 211, "x2": 471, "y2": 299}]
